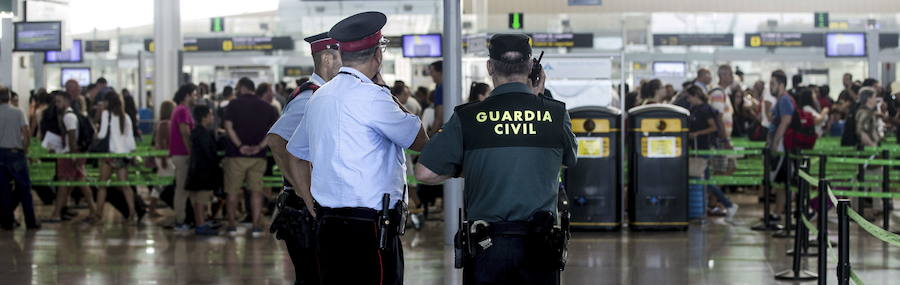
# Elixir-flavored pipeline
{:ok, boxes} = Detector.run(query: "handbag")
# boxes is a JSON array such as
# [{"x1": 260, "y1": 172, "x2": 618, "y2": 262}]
[
  {"x1": 689, "y1": 157, "x2": 709, "y2": 178},
  {"x1": 89, "y1": 112, "x2": 111, "y2": 153}
]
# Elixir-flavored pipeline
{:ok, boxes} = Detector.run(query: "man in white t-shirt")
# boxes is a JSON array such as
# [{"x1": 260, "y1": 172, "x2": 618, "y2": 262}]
[
  {"x1": 47, "y1": 92, "x2": 98, "y2": 223},
  {"x1": 709, "y1": 65, "x2": 736, "y2": 138}
]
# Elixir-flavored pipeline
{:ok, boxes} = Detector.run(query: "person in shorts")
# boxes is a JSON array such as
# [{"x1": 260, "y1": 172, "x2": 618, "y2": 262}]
[{"x1": 49, "y1": 91, "x2": 98, "y2": 222}]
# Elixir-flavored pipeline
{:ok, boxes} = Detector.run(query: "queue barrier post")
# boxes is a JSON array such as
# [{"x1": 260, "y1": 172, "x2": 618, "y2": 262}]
[
  {"x1": 817, "y1": 160, "x2": 828, "y2": 285},
  {"x1": 837, "y1": 199, "x2": 851, "y2": 285},
  {"x1": 882, "y1": 150, "x2": 891, "y2": 231},
  {"x1": 856, "y1": 145, "x2": 865, "y2": 214},
  {"x1": 775, "y1": 155, "x2": 817, "y2": 281},
  {"x1": 753, "y1": 148, "x2": 782, "y2": 231}
]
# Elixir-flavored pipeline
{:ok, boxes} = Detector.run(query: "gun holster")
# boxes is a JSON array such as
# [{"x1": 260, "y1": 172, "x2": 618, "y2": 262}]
[
  {"x1": 269, "y1": 189, "x2": 316, "y2": 249},
  {"x1": 528, "y1": 211, "x2": 569, "y2": 271}
]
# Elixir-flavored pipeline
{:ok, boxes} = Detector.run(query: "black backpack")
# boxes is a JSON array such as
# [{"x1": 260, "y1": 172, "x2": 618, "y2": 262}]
[{"x1": 65, "y1": 110, "x2": 96, "y2": 152}]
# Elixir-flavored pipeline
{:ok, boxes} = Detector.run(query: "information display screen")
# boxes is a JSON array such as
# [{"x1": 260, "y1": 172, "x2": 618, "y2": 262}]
[
  {"x1": 61, "y1": 68, "x2": 91, "y2": 87},
  {"x1": 825, "y1": 33, "x2": 866, "y2": 57},
  {"x1": 653, "y1": 61, "x2": 686, "y2": 77},
  {"x1": 14, "y1": 21, "x2": 63, "y2": 51},
  {"x1": 45, "y1": 40, "x2": 82, "y2": 63},
  {"x1": 402, "y1": 34, "x2": 442, "y2": 58}
]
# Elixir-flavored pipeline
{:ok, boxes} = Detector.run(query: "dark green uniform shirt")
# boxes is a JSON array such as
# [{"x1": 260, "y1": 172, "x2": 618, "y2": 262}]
[{"x1": 419, "y1": 82, "x2": 577, "y2": 222}]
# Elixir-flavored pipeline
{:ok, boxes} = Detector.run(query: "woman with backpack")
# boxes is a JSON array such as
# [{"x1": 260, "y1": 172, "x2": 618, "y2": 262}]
[
  {"x1": 94, "y1": 92, "x2": 138, "y2": 223},
  {"x1": 796, "y1": 89, "x2": 829, "y2": 138}
]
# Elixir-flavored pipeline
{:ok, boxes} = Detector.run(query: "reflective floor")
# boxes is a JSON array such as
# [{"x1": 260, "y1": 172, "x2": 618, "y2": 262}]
[{"x1": 2, "y1": 194, "x2": 900, "y2": 285}]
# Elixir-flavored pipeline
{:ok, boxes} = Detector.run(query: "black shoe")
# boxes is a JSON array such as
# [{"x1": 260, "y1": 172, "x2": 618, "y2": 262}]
[{"x1": 26, "y1": 224, "x2": 41, "y2": 230}]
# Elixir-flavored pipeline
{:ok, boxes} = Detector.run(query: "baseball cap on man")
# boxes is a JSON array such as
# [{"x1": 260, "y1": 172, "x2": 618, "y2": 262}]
[{"x1": 488, "y1": 34, "x2": 532, "y2": 63}]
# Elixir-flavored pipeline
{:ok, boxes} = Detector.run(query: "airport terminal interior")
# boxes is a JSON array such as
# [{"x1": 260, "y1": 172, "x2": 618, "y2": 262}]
[{"x1": 4, "y1": 0, "x2": 900, "y2": 284}]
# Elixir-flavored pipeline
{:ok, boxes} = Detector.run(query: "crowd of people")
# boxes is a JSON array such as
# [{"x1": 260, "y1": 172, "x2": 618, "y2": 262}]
[
  {"x1": 0, "y1": 57, "x2": 493, "y2": 235},
  {"x1": 626, "y1": 65, "x2": 900, "y2": 222}
]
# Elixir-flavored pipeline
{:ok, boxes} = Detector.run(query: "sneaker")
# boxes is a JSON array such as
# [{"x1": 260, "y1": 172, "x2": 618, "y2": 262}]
[
  {"x1": 251, "y1": 227, "x2": 263, "y2": 238},
  {"x1": 227, "y1": 226, "x2": 238, "y2": 236},
  {"x1": 195, "y1": 225, "x2": 217, "y2": 236},
  {"x1": 726, "y1": 204, "x2": 739, "y2": 222},
  {"x1": 173, "y1": 223, "x2": 192, "y2": 233},
  {"x1": 410, "y1": 213, "x2": 423, "y2": 231}
]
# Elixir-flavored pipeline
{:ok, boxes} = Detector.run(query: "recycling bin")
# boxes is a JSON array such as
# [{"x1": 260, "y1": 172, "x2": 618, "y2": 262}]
[
  {"x1": 565, "y1": 106, "x2": 622, "y2": 230},
  {"x1": 627, "y1": 104, "x2": 690, "y2": 231}
]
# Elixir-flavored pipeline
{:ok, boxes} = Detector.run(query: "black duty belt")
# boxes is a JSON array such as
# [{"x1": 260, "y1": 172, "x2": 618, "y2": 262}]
[
  {"x1": 0, "y1": 148, "x2": 23, "y2": 153},
  {"x1": 487, "y1": 221, "x2": 530, "y2": 236},
  {"x1": 319, "y1": 206, "x2": 401, "y2": 223}
]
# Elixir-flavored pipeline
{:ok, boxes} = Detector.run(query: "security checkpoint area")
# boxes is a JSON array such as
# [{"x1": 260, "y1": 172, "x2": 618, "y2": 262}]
[{"x1": 4, "y1": 0, "x2": 900, "y2": 285}]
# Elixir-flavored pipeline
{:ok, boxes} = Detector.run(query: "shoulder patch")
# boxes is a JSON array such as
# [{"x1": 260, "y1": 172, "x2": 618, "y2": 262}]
[
  {"x1": 453, "y1": 101, "x2": 480, "y2": 112},
  {"x1": 540, "y1": 96, "x2": 567, "y2": 109}
]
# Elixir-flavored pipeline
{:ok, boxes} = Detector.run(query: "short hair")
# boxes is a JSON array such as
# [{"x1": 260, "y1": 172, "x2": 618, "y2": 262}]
[
  {"x1": 717, "y1": 65, "x2": 732, "y2": 75},
  {"x1": 685, "y1": 86, "x2": 708, "y2": 103},
  {"x1": 862, "y1": 78, "x2": 879, "y2": 88},
  {"x1": 192, "y1": 105, "x2": 211, "y2": 121},
  {"x1": 792, "y1": 74, "x2": 803, "y2": 88},
  {"x1": 86, "y1": 83, "x2": 97, "y2": 92},
  {"x1": 173, "y1": 83, "x2": 197, "y2": 104},
  {"x1": 340, "y1": 47, "x2": 378, "y2": 66},
  {"x1": 96, "y1": 77, "x2": 107, "y2": 85},
  {"x1": 489, "y1": 52, "x2": 531, "y2": 77},
  {"x1": 237, "y1": 77, "x2": 255, "y2": 92},
  {"x1": 771, "y1": 70, "x2": 787, "y2": 87},
  {"x1": 255, "y1": 83, "x2": 272, "y2": 97},
  {"x1": 640, "y1": 79, "x2": 663, "y2": 100},
  {"x1": 430, "y1": 61, "x2": 443, "y2": 73},
  {"x1": 0, "y1": 86, "x2": 9, "y2": 102},
  {"x1": 697, "y1": 68, "x2": 710, "y2": 77},
  {"x1": 313, "y1": 49, "x2": 339, "y2": 67},
  {"x1": 390, "y1": 81, "x2": 407, "y2": 96},
  {"x1": 222, "y1": 86, "x2": 234, "y2": 98}
]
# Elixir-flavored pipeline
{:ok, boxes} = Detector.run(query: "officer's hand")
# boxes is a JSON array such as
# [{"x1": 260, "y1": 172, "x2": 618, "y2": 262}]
[{"x1": 530, "y1": 68, "x2": 547, "y2": 96}]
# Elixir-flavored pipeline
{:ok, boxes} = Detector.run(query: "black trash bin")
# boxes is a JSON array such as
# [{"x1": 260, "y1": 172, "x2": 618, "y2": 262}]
[
  {"x1": 566, "y1": 106, "x2": 622, "y2": 230},
  {"x1": 627, "y1": 104, "x2": 690, "y2": 231}
]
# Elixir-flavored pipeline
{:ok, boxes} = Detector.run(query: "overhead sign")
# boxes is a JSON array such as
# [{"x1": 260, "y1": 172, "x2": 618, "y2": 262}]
[
  {"x1": 84, "y1": 40, "x2": 110, "y2": 52},
  {"x1": 509, "y1": 13, "x2": 524, "y2": 30},
  {"x1": 814, "y1": 12, "x2": 829, "y2": 28},
  {"x1": 530, "y1": 33, "x2": 593, "y2": 48},
  {"x1": 145, "y1": 36, "x2": 294, "y2": 52},
  {"x1": 283, "y1": 66, "x2": 313, "y2": 77},
  {"x1": 745, "y1": 33, "x2": 823, "y2": 48},
  {"x1": 653, "y1": 34, "x2": 734, "y2": 46},
  {"x1": 210, "y1": 17, "x2": 225, "y2": 32}
]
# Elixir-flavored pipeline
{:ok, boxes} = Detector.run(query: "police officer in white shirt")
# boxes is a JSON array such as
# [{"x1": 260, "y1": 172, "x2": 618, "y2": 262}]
[
  {"x1": 267, "y1": 32, "x2": 341, "y2": 285},
  {"x1": 286, "y1": 11, "x2": 428, "y2": 285}
]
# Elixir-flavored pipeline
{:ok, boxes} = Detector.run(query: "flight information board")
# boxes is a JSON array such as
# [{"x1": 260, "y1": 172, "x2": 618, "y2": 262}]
[
  {"x1": 744, "y1": 33, "x2": 823, "y2": 47},
  {"x1": 653, "y1": 34, "x2": 734, "y2": 46},
  {"x1": 145, "y1": 36, "x2": 294, "y2": 52}
]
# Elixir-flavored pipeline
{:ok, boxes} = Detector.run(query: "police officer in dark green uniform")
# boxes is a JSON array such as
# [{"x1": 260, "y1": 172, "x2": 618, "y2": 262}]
[{"x1": 415, "y1": 34, "x2": 577, "y2": 285}]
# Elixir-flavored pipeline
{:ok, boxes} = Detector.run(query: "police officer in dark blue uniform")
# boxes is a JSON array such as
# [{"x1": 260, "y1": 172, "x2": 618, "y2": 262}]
[{"x1": 415, "y1": 34, "x2": 577, "y2": 285}]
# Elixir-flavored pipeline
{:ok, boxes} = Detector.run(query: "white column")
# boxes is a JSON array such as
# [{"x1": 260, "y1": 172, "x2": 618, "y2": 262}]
[
  {"x1": 442, "y1": 0, "x2": 463, "y2": 246},
  {"x1": 0, "y1": 18, "x2": 12, "y2": 86},
  {"x1": 867, "y1": 28, "x2": 879, "y2": 80},
  {"x1": 153, "y1": 0, "x2": 181, "y2": 118},
  {"x1": 32, "y1": 53, "x2": 44, "y2": 89}
]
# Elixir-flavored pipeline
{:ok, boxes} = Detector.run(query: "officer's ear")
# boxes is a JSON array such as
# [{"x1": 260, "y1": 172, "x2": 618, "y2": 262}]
[{"x1": 486, "y1": 59, "x2": 495, "y2": 77}]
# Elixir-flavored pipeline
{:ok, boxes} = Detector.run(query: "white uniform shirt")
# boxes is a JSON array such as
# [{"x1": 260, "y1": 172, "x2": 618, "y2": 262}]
[
  {"x1": 287, "y1": 67, "x2": 421, "y2": 210},
  {"x1": 268, "y1": 73, "x2": 326, "y2": 140}
]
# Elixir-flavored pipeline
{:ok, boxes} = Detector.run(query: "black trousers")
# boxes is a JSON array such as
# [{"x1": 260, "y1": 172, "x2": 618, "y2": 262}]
[
  {"x1": 463, "y1": 236, "x2": 559, "y2": 285},
  {"x1": 0, "y1": 149, "x2": 37, "y2": 229},
  {"x1": 285, "y1": 237, "x2": 320, "y2": 285},
  {"x1": 317, "y1": 211, "x2": 403, "y2": 285}
]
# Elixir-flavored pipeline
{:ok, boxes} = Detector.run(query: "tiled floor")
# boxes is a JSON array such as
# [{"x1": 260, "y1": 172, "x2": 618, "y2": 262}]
[{"x1": 2, "y1": 195, "x2": 900, "y2": 284}]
